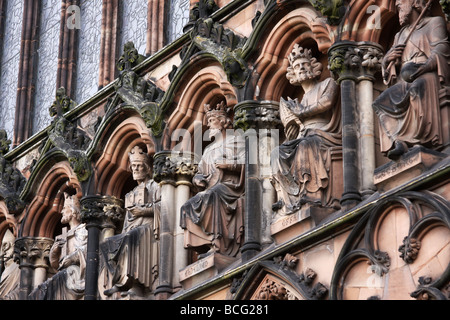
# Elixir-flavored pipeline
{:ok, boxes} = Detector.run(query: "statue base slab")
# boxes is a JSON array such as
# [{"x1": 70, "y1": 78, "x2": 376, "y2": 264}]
[
  {"x1": 374, "y1": 146, "x2": 447, "y2": 192},
  {"x1": 271, "y1": 205, "x2": 335, "y2": 244},
  {"x1": 179, "y1": 253, "x2": 237, "y2": 290}
]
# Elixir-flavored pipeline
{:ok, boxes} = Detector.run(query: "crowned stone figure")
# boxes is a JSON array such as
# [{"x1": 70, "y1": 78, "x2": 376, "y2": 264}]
[
  {"x1": 270, "y1": 44, "x2": 342, "y2": 216},
  {"x1": 101, "y1": 145, "x2": 160, "y2": 299},
  {"x1": 180, "y1": 102, "x2": 245, "y2": 258}
]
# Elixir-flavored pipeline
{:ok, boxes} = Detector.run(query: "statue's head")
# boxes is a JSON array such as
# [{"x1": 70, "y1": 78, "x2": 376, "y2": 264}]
[
  {"x1": 128, "y1": 146, "x2": 152, "y2": 183},
  {"x1": 286, "y1": 44, "x2": 323, "y2": 86},
  {"x1": 1, "y1": 229, "x2": 15, "y2": 260},
  {"x1": 204, "y1": 101, "x2": 233, "y2": 139},
  {"x1": 395, "y1": 0, "x2": 431, "y2": 26},
  {"x1": 61, "y1": 193, "x2": 81, "y2": 225}
]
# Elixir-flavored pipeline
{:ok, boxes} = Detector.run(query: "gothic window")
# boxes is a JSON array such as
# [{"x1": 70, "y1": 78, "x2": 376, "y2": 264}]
[
  {"x1": 119, "y1": 0, "x2": 148, "y2": 57},
  {"x1": 167, "y1": 0, "x2": 190, "y2": 43},
  {"x1": 33, "y1": 0, "x2": 61, "y2": 134},
  {"x1": 75, "y1": 0, "x2": 102, "y2": 104},
  {"x1": 0, "y1": 0, "x2": 23, "y2": 140}
]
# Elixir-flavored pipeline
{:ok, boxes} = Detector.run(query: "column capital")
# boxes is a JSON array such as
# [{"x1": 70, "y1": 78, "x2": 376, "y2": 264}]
[
  {"x1": 328, "y1": 41, "x2": 384, "y2": 83},
  {"x1": 153, "y1": 151, "x2": 199, "y2": 185},
  {"x1": 233, "y1": 100, "x2": 282, "y2": 131},
  {"x1": 80, "y1": 195, "x2": 124, "y2": 229},
  {"x1": 14, "y1": 237, "x2": 54, "y2": 269}
]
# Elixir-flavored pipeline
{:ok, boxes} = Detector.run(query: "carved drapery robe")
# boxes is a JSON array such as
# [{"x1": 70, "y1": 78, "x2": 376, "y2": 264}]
[
  {"x1": 374, "y1": 16, "x2": 450, "y2": 154},
  {"x1": 100, "y1": 179, "x2": 160, "y2": 294},
  {"x1": 180, "y1": 133, "x2": 245, "y2": 257},
  {"x1": 271, "y1": 77, "x2": 341, "y2": 213},
  {"x1": 0, "y1": 261, "x2": 20, "y2": 300}
]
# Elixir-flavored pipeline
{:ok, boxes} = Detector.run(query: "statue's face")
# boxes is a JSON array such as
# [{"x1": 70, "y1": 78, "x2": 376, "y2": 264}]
[
  {"x1": 396, "y1": 0, "x2": 414, "y2": 26},
  {"x1": 290, "y1": 57, "x2": 315, "y2": 84},
  {"x1": 131, "y1": 161, "x2": 149, "y2": 182},
  {"x1": 61, "y1": 200, "x2": 75, "y2": 224},
  {"x1": 207, "y1": 116, "x2": 224, "y2": 139}
]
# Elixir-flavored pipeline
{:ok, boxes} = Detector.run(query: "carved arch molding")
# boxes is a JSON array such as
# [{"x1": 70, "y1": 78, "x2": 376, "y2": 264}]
[
  {"x1": 231, "y1": 253, "x2": 329, "y2": 300},
  {"x1": 331, "y1": 191, "x2": 450, "y2": 300}
]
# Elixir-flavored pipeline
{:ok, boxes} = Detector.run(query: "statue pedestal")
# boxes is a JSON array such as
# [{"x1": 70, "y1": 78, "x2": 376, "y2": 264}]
[
  {"x1": 271, "y1": 205, "x2": 334, "y2": 244},
  {"x1": 179, "y1": 253, "x2": 236, "y2": 290},
  {"x1": 374, "y1": 146, "x2": 447, "y2": 192}
]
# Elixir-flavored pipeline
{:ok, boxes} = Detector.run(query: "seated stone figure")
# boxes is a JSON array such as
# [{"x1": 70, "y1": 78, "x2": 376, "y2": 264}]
[
  {"x1": 180, "y1": 102, "x2": 245, "y2": 258},
  {"x1": 0, "y1": 230, "x2": 20, "y2": 300},
  {"x1": 30, "y1": 193, "x2": 88, "y2": 300},
  {"x1": 373, "y1": 0, "x2": 450, "y2": 159},
  {"x1": 101, "y1": 146, "x2": 160, "y2": 299},
  {"x1": 270, "y1": 45, "x2": 342, "y2": 216}
]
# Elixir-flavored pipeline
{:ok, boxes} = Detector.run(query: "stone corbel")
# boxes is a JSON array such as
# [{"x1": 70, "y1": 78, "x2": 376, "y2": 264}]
[
  {"x1": 112, "y1": 42, "x2": 166, "y2": 137},
  {"x1": 0, "y1": 130, "x2": 26, "y2": 215}
]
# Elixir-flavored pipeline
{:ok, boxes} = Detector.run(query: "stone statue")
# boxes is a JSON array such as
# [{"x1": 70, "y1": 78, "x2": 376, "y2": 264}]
[
  {"x1": 0, "y1": 230, "x2": 20, "y2": 300},
  {"x1": 30, "y1": 193, "x2": 88, "y2": 300},
  {"x1": 180, "y1": 101, "x2": 245, "y2": 258},
  {"x1": 101, "y1": 146, "x2": 160, "y2": 299},
  {"x1": 270, "y1": 44, "x2": 342, "y2": 215},
  {"x1": 373, "y1": 0, "x2": 450, "y2": 159}
]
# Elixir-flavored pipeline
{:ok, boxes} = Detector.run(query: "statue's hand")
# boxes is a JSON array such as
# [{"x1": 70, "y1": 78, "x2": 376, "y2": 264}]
[
  {"x1": 59, "y1": 253, "x2": 79, "y2": 270},
  {"x1": 193, "y1": 174, "x2": 207, "y2": 188},
  {"x1": 129, "y1": 205, "x2": 151, "y2": 217},
  {"x1": 385, "y1": 44, "x2": 405, "y2": 66}
]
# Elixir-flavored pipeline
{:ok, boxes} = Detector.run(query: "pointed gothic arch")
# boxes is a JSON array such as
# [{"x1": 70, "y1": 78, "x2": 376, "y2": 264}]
[
  {"x1": 164, "y1": 58, "x2": 238, "y2": 151},
  {"x1": 251, "y1": 6, "x2": 334, "y2": 102},
  {"x1": 20, "y1": 159, "x2": 80, "y2": 238}
]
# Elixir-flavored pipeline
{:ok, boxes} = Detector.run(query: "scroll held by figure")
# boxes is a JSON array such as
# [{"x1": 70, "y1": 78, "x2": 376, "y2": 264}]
[
  {"x1": 270, "y1": 44, "x2": 342, "y2": 216},
  {"x1": 180, "y1": 101, "x2": 245, "y2": 259},
  {"x1": 373, "y1": 0, "x2": 450, "y2": 159},
  {"x1": 100, "y1": 146, "x2": 160, "y2": 299},
  {"x1": 30, "y1": 193, "x2": 88, "y2": 300}
]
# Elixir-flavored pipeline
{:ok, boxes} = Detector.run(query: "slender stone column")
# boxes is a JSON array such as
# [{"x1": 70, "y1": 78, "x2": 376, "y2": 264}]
[
  {"x1": 357, "y1": 43, "x2": 384, "y2": 199},
  {"x1": 14, "y1": 237, "x2": 54, "y2": 300},
  {"x1": 153, "y1": 151, "x2": 198, "y2": 298},
  {"x1": 328, "y1": 42, "x2": 362, "y2": 209},
  {"x1": 80, "y1": 195, "x2": 124, "y2": 300},
  {"x1": 234, "y1": 100, "x2": 282, "y2": 261},
  {"x1": 328, "y1": 41, "x2": 384, "y2": 206}
]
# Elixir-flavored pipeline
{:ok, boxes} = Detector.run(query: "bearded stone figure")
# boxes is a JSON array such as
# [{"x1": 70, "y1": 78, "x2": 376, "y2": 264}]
[
  {"x1": 30, "y1": 193, "x2": 88, "y2": 300},
  {"x1": 180, "y1": 102, "x2": 245, "y2": 258},
  {"x1": 0, "y1": 230, "x2": 20, "y2": 300},
  {"x1": 100, "y1": 146, "x2": 160, "y2": 299},
  {"x1": 270, "y1": 45, "x2": 342, "y2": 216},
  {"x1": 373, "y1": 0, "x2": 450, "y2": 159}
]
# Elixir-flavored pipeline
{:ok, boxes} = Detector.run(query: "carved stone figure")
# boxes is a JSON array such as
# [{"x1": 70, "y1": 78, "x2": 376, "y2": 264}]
[
  {"x1": 373, "y1": 0, "x2": 450, "y2": 159},
  {"x1": 30, "y1": 193, "x2": 88, "y2": 300},
  {"x1": 0, "y1": 230, "x2": 20, "y2": 300},
  {"x1": 270, "y1": 45, "x2": 341, "y2": 215},
  {"x1": 101, "y1": 146, "x2": 160, "y2": 299},
  {"x1": 180, "y1": 102, "x2": 245, "y2": 258}
]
